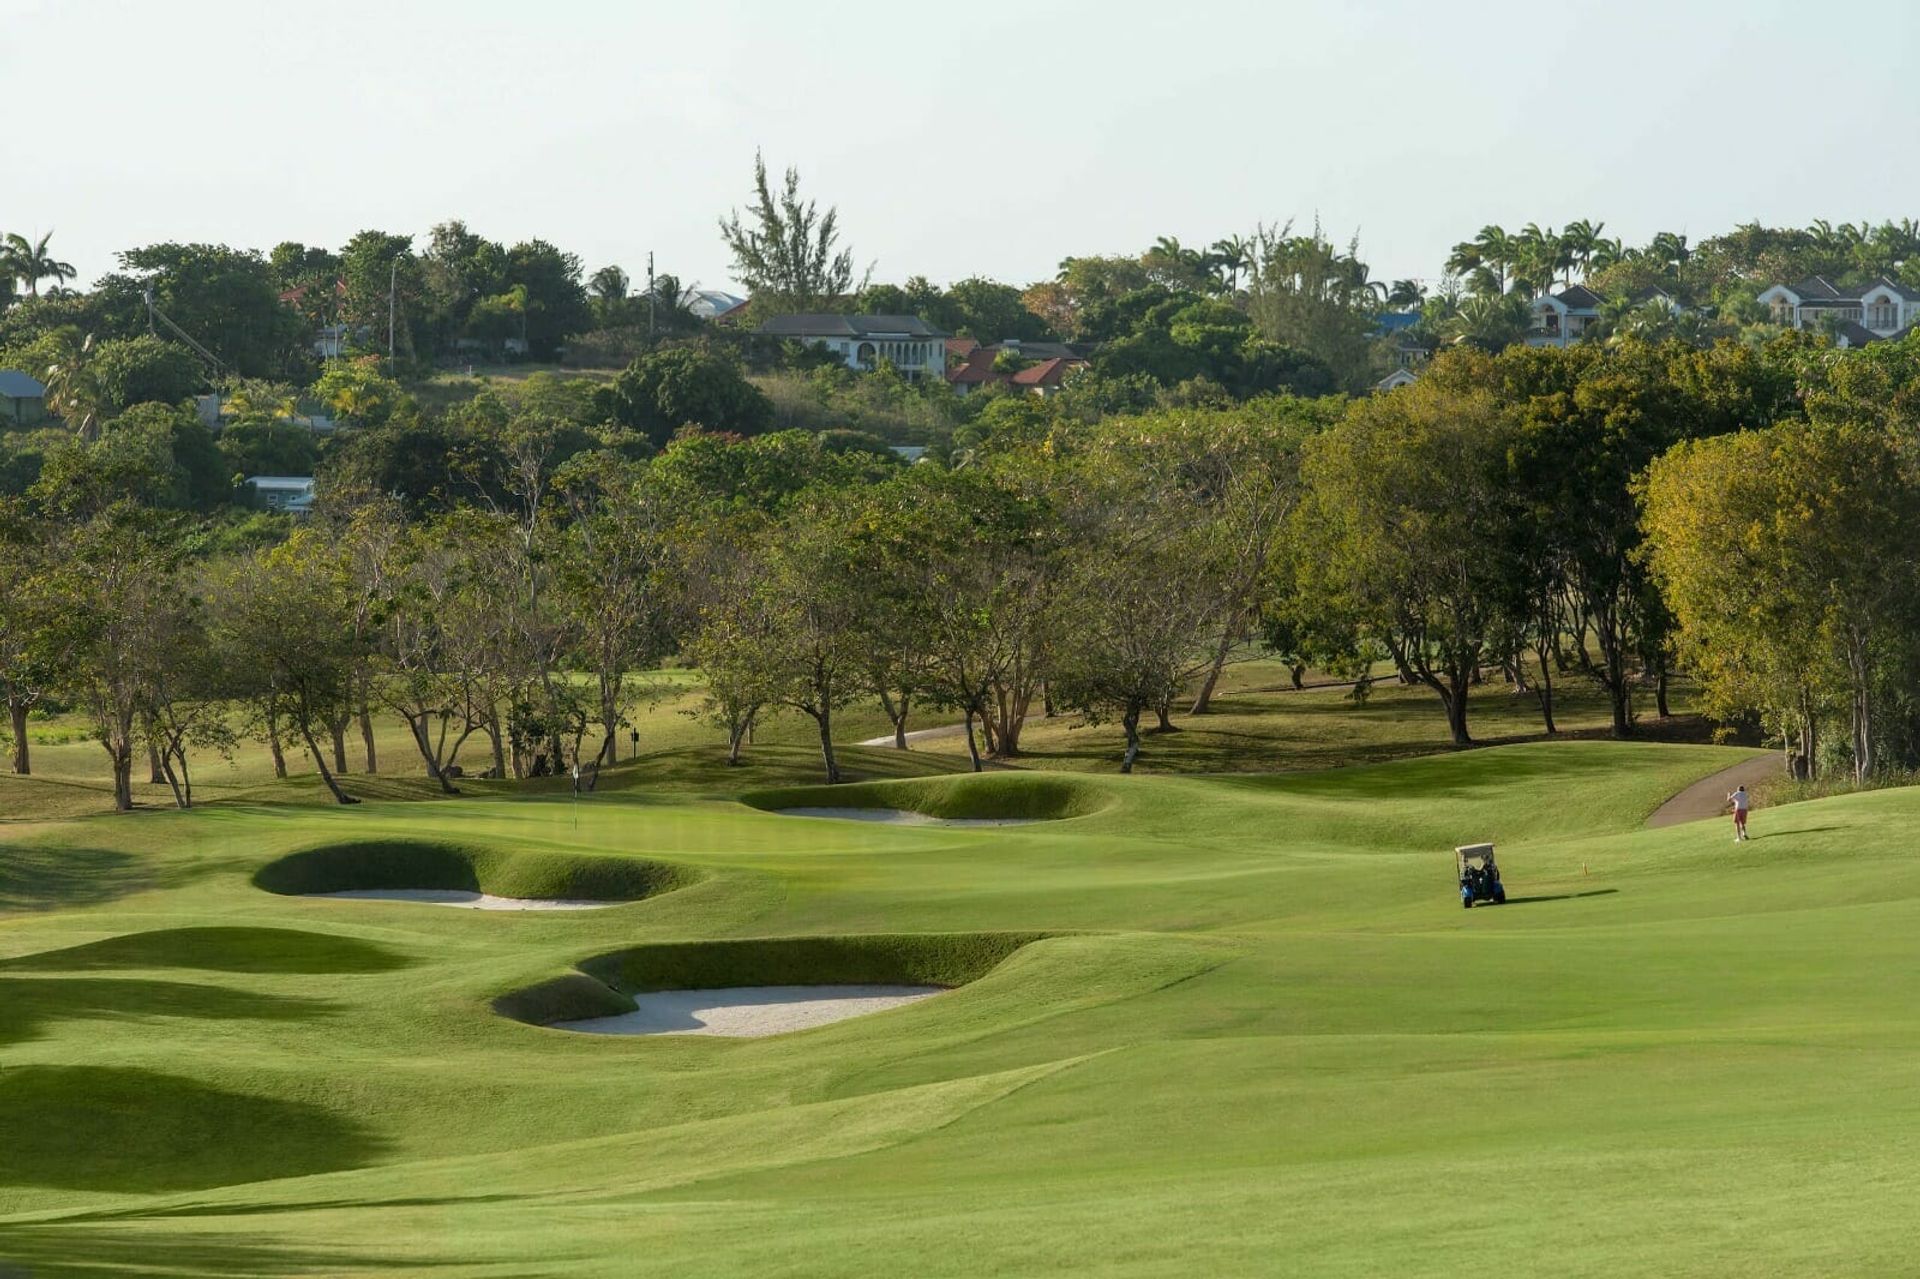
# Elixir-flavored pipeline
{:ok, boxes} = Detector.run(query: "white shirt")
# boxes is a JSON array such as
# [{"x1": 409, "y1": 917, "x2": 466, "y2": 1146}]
[{"x1": 1730, "y1": 791, "x2": 1750, "y2": 812}]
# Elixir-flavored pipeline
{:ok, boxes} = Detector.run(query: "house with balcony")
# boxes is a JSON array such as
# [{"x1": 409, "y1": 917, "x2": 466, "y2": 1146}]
[
  {"x1": 1527, "y1": 285, "x2": 1604, "y2": 348},
  {"x1": 1756, "y1": 276, "x2": 1920, "y2": 347},
  {"x1": 757, "y1": 314, "x2": 949, "y2": 380}
]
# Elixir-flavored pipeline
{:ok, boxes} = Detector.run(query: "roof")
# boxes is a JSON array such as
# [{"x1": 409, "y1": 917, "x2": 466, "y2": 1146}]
[
  {"x1": 244, "y1": 475, "x2": 317, "y2": 489},
  {"x1": 1011, "y1": 357, "x2": 1075, "y2": 388},
  {"x1": 1861, "y1": 276, "x2": 1920, "y2": 303},
  {"x1": 1832, "y1": 320, "x2": 1883, "y2": 348},
  {"x1": 757, "y1": 313, "x2": 949, "y2": 339},
  {"x1": 1373, "y1": 312, "x2": 1421, "y2": 334},
  {"x1": 0, "y1": 370, "x2": 45, "y2": 398},
  {"x1": 1785, "y1": 276, "x2": 1851, "y2": 302},
  {"x1": 1555, "y1": 284, "x2": 1605, "y2": 311},
  {"x1": 682, "y1": 289, "x2": 746, "y2": 319},
  {"x1": 945, "y1": 337, "x2": 980, "y2": 359}
]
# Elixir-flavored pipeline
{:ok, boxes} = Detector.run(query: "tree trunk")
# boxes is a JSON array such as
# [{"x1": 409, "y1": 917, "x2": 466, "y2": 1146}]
[
  {"x1": 726, "y1": 709, "x2": 755, "y2": 766},
  {"x1": 111, "y1": 746, "x2": 133, "y2": 812},
  {"x1": 145, "y1": 726, "x2": 165, "y2": 785},
  {"x1": 963, "y1": 705, "x2": 984, "y2": 773},
  {"x1": 1154, "y1": 695, "x2": 1177, "y2": 733},
  {"x1": 1119, "y1": 706, "x2": 1142, "y2": 774},
  {"x1": 8, "y1": 699, "x2": 28, "y2": 775},
  {"x1": 408, "y1": 712, "x2": 460, "y2": 795},
  {"x1": 298, "y1": 718, "x2": 358, "y2": 805},
  {"x1": 1848, "y1": 629, "x2": 1874, "y2": 782},
  {"x1": 159, "y1": 744, "x2": 189, "y2": 810},
  {"x1": 1289, "y1": 663, "x2": 1305, "y2": 690},
  {"x1": 330, "y1": 718, "x2": 349, "y2": 774},
  {"x1": 1444, "y1": 686, "x2": 1472, "y2": 747},
  {"x1": 1655, "y1": 665, "x2": 1671, "y2": 719},
  {"x1": 1189, "y1": 624, "x2": 1236, "y2": 714},
  {"x1": 265, "y1": 708, "x2": 288, "y2": 778},
  {"x1": 810, "y1": 708, "x2": 841, "y2": 784},
  {"x1": 878, "y1": 689, "x2": 910, "y2": 748},
  {"x1": 1534, "y1": 645, "x2": 1557, "y2": 736},
  {"x1": 359, "y1": 698, "x2": 378, "y2": 774}
]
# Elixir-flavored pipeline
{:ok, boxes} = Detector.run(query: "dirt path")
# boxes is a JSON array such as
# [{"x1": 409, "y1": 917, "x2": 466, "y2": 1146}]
[{"x1": 1645, "y1": 754, "x2": 1782, "y2": 828}]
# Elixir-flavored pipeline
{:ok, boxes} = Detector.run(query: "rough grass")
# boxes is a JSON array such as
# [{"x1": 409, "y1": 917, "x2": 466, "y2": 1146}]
[{"x1": 9, "y1": 735, "x2": 1920, "y2": 1277}]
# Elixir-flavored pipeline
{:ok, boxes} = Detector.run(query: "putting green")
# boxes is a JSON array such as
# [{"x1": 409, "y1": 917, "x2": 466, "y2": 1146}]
[{"x1": 7, "y1": 738, "x2": 1920, "y2": 1277}]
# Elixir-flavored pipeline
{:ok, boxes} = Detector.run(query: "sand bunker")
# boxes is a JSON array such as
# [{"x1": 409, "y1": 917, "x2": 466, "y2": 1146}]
[
  {"x1": 304, "y1": 889, "x2": 623, "y2": 911},
  {"x1": 553, "y1": 985, "x2": 945, "y2": 1037},
  {"x1": 776, "y1": 807, "x2": 1036, "y2": 827}
]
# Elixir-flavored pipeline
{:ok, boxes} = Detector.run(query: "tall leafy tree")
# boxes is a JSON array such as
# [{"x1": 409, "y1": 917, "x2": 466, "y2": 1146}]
[{"x1": 719, "y1": 152, "x2": 864, "y2": 311}]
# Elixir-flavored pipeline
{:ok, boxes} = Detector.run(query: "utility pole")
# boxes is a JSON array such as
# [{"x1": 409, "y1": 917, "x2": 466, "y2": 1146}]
[
  {"x1": 647, "y1": 251, "x2": 656, "y2": 341},
  {"x1": 388, "y1": 257, "x2": 398, "y2": 359}
]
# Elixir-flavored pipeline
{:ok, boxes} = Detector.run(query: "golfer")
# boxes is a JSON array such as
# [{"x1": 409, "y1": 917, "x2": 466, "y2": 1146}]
[{"x1": 1728, "y1": 784, "x2": 1751, "y2": 841}]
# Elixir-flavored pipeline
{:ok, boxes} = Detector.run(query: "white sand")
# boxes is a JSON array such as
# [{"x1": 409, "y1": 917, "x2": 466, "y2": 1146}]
[
  {"x1": 553, "y1": 985, "x2": 945, "y2": 1037},
  {"x1": 304, "y1": 889, "x2": 623, "y2": 911},
  {"x1": 776, "y1": 807, "x2": 1035, "y2": 827}
]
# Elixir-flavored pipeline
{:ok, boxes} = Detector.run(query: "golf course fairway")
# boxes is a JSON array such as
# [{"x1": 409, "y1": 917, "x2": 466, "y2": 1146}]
[{"x1": 3, "y1": 738, "x2": 1916, "y2": 1276}]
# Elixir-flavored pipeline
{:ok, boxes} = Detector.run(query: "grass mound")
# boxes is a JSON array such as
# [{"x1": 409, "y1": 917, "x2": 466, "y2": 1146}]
[
  {"x1": 251, "y1": 839, "x2": 693, "y2": 904},
  {"x1": 0, "y1": 926, "x2": 412, "y2": 974},
  {"x1": 742, "y1": 772, "x2": 1111, "y2": 823},
  {"x1": 496, "y1": 932, "x2": 1044, "y2": 1027},
  {"x1": 0, "y1": 1065, "x2": 381, "y2": 1192}
]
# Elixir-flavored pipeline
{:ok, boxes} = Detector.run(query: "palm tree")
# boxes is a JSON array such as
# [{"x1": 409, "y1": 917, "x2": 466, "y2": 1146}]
[
  {"x1": 1511, "y1": 224, "x2": 1570, "y2": 295},
  {"x1": 40, "y1": 331, "x2": 105, "y2": 441},
  {"x1": 1208, "y1": 235, "x2": 1253, "y2": 292},
  {"x1": 1561, "y1": 219, "x2": 1606, "y2": 280},
  {"x1": 1588, "y1": 237, "x2": 1628, "y2": 272},
  {"x1": 3, "y1": 231, "x2": 75, "y2": 298},
  {"x1": 1445, "y1": 293, "x2": 1531, "y2": 351},
  {"x1": 1447, "y1": 225, "x2": 1514, "y2": 296},
  {"x1": 1386, "y1": 279, "x2": 1427, "y2": 309}
]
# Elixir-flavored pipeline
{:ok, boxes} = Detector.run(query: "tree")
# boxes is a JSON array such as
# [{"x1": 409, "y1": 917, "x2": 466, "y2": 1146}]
[
  {"x1": 91, "y1": 334, "x2": 205, "y2": 411},
  {"x1": 109, "y1": 243, "x2": 308, "y2": 379},
  {"x1": 1297, "y1": 379, "x2": 1523, "y2": 745},
  {"x1": 553, "y1": 450, "x2": 675, "y2": 766},
  {"x1": 45, "y1": 506, "x2": 184, "y2": 810},
  {"x1": 1244, "y1": 220, "x2": 1382, "y2": 392},
  {"x1": 207, "y1": 533, "x2": 362, "y2": 804},
  {"x1": 38, "y1": 329, "x2": 107, "y2": 440},
  {"x1": 1050, "y1": 471, "x2": 1219, "y2": 772},
  {"x1": 593, "y1": 347, "x2": 774, "y2": 446},
  {"x1": 719, "y1": 152, "x2": 864, "y2": 311},
  {"x1": 0, "y1": 501, "x2": 56, "y2": 774},
  {"x1": 752, "y1": 499, "x2": 867, "y2": 783},
  {"x1": 4, "y1": 232, "x2": 75, "y2": 298}
]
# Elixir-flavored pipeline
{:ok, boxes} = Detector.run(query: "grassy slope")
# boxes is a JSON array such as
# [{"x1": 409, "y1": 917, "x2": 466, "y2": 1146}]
[{"x1": 14, "y1": 731, "x2": 1920, "y2": 1275}]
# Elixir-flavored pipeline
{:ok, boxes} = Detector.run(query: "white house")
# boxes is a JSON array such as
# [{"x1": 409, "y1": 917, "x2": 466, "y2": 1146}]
[
  {"x1": 1527, "y1": 285, "x2": 1604, "y2": 347},
  {"x1": 1756, "y1": 276, "x2": 1920, "y2": 346},
  {"x1": 244, "y1": 475, "x2": 316, "y2": 515},
  {"x1": 1374, "y1": 367, "x2": 1419, "y2": 393},
  {"x1": 757, "y1": 314, "x2": 949, "y2": 381}
]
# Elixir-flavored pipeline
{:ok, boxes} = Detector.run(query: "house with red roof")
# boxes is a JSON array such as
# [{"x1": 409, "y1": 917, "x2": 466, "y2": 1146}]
[{"x1": 945, "y1": 339, "x2": 1090, "y2": 397}]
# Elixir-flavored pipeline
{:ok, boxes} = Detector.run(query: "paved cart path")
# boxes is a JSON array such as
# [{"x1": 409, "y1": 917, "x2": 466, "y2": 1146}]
[{"x1": 1646, "y1": 754, "x2": 1782, "y2": 828}]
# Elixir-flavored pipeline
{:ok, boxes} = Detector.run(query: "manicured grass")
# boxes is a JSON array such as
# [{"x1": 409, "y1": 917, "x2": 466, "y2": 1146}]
[{"x1": 14, "y1": 732, "x2": 1920, "y2": 1276}]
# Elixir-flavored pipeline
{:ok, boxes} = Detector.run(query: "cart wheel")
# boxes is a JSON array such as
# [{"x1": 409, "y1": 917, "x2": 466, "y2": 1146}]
[
  {"x1": 1493, "y1": 887, "x2": 1506, "y2": 904},
  {"x1": 1461, "y1": 896, "x2": 1473, "y2": 910}
]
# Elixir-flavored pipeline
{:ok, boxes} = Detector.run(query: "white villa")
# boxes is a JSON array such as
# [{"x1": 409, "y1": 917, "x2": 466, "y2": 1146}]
[
  {"x1": 1756, "y1": 276, "x2": 1920, "y2": 346},
  {"x1": 1526, "y1": 285, "x2": 1605, "y2": 348},
  {"x1": 757, "y1": 314, "x2": 949, "y2": 380}
]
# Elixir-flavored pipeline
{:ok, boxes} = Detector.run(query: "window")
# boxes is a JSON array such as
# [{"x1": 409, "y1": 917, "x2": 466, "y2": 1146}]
[
  {"x1": 1772, "y1": 300, "x2": 1794, "y2": 325},
  {"x1": 1870, "y1": 301, "x2": 1898, "y2": 330}
]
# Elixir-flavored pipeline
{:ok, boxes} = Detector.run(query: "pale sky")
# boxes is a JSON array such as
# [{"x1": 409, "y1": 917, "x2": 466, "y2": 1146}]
[{"x1": 6, "y1": 0, "x2": 1920, "y2": 297}]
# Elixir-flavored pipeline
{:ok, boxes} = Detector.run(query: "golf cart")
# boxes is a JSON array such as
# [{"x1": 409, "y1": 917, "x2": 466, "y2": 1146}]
[{"x1": 1455, "y1": 843, "x2": 1506, "y2": 908}]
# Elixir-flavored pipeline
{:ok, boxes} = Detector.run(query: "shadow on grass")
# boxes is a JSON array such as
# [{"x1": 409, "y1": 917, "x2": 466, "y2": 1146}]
[
  {"x1": 0, "y1": 976, "x2": 339, "y2": 1046},
  {"x1": 1502, "y1": 889, "x2": 1620, "y2": 905},
  {"x1": 0, "y1": 844, "x2": 152, "y2": 914},
  {"x1": 0, "y1": 1229, "x2": 453, "y2": 1276},
  {"x1": 0, "y1": 927, "x2": 413, "y2": 975},
  {"x1": 0, "y1": 1065, "x2": 386, "y2": 1193}
]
